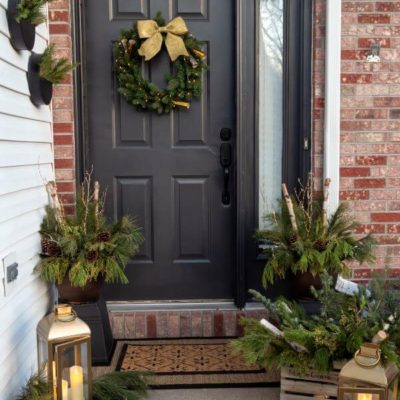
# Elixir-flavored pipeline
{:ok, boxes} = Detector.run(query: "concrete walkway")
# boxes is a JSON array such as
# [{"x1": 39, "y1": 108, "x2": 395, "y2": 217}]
[{"x1": 148, "y1": 387, "x2": 280, "y2": 400}]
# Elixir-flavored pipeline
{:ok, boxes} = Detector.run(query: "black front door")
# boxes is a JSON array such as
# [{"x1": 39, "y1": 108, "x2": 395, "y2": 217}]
[{"x1": 84, "y1": 0, "x2": 236, "y2": 301}]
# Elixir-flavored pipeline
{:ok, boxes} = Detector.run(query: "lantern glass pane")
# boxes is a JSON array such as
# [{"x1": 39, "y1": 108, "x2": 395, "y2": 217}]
[
  {"x1": 56, "y1": 340, "x2": 90, "y2": 400},
  {"x1": 389, "y1": 379, "x2": 398, "y2": 400},
  {"x1": 342, "y1": 393, "x2": 381, "y2": 400},
  {"x1": 37, "y1": 335, "x2": 48, "y2": 369}
]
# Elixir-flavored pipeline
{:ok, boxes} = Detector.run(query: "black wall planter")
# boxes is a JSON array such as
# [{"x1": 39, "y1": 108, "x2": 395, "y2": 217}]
[
  {"x1": 7, "y1": 0, "x2": 36, "y2": 51},
  {"x1": 28, "y1": 53, "x2": 53, "y2": 106}
]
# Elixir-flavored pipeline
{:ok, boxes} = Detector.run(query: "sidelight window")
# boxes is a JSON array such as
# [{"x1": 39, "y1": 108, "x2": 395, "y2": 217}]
[
  {"x1": 258, "y1": 0, "x2": 284, "y2": 228},
  {"x1": 258, "y1": 0, "x2": 312, "y2": 228}
]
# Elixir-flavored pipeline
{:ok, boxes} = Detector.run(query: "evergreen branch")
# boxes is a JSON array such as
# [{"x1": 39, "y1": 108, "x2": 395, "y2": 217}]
[{"x1": 40, "y1": 45, "x2": 78, "y2": 84}]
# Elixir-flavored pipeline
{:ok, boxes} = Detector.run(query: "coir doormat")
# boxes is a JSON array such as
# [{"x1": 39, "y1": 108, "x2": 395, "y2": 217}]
[{"x1": 116, "y1": 338, "x2": 279, "y2": 388}]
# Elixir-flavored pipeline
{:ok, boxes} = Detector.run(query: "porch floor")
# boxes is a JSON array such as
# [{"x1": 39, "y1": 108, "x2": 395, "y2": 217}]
[{"x1": 148, "y1": 387, "x2": 280, "y2": 400}]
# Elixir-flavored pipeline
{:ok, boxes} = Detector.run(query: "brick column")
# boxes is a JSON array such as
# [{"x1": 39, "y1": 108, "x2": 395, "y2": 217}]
[
  {"x1": 314, "y1": 0, "x2": 400, "y2": 279},
  {"x1": 49, "y1": 0, "x2": 76, "y2": 214}
]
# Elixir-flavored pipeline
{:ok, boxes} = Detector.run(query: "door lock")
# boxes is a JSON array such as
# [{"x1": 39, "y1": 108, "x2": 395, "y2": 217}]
[{"x1": 220, "y1": 143, "x2": 232, "y2": 205}]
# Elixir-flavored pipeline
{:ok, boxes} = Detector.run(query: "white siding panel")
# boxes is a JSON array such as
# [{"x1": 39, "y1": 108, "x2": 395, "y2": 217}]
[
  {"x1": 0, "y1": 57, "x2": 30, "y2": 94},
  {"x1": 0, "y1": 141, "x2": 53, "y2": 167},
  {"x1": 0, "y1": 1, "x2": 53, "y2": 398},
  {"x1": 0, "y1": 86, "x2": 51, "y2": 121},
  {"x1": 0, "y1": 187, "x2": 48, "y2": 223},
  {"x1": 0, "y1": 113, "x2": 51, "y2": 142},
  {"x1": 0, "y1": 163, "x2": 53, "y2": 195}
]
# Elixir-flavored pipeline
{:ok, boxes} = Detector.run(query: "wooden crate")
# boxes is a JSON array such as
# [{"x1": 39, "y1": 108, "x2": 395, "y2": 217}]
[{"x1": 280, "y1": 363, "x2": 345, "y2": 400}]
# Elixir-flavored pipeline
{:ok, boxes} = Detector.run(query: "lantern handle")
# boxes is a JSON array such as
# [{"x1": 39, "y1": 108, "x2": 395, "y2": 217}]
[{"x1": 354, "y1": 348, "x2": 381, "y2": 368}]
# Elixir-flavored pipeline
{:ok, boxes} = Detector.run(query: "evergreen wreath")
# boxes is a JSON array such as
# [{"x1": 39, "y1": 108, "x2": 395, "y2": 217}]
[{"x1": 114, "y1": 13, "x2": 208, "y2": 114}]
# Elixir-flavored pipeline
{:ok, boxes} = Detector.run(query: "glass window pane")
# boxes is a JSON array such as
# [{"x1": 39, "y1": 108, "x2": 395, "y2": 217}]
[{"x1": 258, "y1": 0, "x2": 284, "y2": 228}]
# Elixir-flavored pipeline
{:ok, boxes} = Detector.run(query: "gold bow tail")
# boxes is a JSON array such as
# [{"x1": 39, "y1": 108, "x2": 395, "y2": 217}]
[{"x1": 137, "y1": 17, "x2": 190, "y2": 62}]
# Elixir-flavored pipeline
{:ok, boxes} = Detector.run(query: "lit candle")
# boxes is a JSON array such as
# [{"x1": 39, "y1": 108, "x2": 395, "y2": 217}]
[
  {"x1": 52, "y1": 361, "x2": 57, "y2": 400},
  {"x1": 70, "y1": 365, "x2": 84, "y2": 400},
  {"x1": 61, "y1": 379, "x2": 69, "y2": 400},
  {"x1": 357, "y1": 394, "x2": 373, "y2": 400}
]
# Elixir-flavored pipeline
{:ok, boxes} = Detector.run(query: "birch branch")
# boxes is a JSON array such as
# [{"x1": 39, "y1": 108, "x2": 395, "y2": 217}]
[
  {"x1": 260, "y1": 319, "x2": 308, "y2": 353},
  {"x1": 46, "y1": 181, "x2": 64, "y2": 224},
  {"x1": 322, "y1": 178, "x2": 331, "y2": 229},
  {"x1": 282, "y1": 183, "x2": 298, "y2": 233}
]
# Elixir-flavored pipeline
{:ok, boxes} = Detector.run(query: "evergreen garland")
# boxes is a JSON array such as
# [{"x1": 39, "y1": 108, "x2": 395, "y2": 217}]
[
  {"x1": 232, "y1": 272, "x2": 400, "y2": 375},
  {"x1": 114, "y1": 12, "x2": 208, "y2": 114},
  {"x1": 258, "y1": 178, "x2": 375, "y2": 286},
  {"x1": 35, "y1": 172, "x2": 144, "y2": 287}
]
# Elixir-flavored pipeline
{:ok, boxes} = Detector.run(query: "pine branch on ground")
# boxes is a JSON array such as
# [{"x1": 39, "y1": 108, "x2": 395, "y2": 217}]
[
  {"x1": 233, "y1": 271, "x2": 400, "y2": 375},
  {"x1": 15, "y1": 370, "x2": 149, "y2": 400},
  {"x1": 15, "y1": 370, "x2": 52, "y2": 400}
]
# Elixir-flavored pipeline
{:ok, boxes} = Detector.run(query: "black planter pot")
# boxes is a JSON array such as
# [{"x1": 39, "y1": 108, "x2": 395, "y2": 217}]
[
  {"x1": 7, "y1": 0, "x2": 36, "y2": 51},
  {"x1": 28, "y1": 53, "x2": 53, "y2": 106}
]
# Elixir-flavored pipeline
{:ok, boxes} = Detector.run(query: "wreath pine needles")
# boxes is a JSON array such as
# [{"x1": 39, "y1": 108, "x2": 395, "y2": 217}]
[{"x1": 114, "y1": 12, "x2": 208, "y2": 114}]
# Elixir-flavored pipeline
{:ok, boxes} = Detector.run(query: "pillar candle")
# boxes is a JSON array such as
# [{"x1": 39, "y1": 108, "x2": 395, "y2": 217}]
[
  {"x1": 61, "y1": 379, "x2": 69, "y2": 400},
  {"x1": 70, "y1": 365, "x2": 84, "y2": 400},
  {"x1": 357, "y1": 394, "x2": 373, "y2": 400}
]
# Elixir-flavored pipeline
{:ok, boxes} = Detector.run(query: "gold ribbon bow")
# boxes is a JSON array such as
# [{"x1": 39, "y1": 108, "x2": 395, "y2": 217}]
[{"x1": 137, "y1": 17, "x2": 190, "y2": 62}]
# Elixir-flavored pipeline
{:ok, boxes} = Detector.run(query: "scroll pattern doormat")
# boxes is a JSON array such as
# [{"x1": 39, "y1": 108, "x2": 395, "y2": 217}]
[{"x1": 116, "y1": 338, "x2": 279, "y2": 388}]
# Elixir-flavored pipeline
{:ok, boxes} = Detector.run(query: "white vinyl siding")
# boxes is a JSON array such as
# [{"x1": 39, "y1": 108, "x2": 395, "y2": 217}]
[{"x1": 0, "y1": 1, "x2": 53, "y2": 398}]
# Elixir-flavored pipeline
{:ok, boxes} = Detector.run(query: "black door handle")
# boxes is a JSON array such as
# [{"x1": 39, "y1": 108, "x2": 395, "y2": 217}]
[{"x1": 220, "y1": 143, "x2": 232, "y2": 205}]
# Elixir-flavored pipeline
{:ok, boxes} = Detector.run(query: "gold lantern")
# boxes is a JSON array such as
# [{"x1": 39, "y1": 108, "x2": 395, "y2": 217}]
[
  {"x1": 37, "y1": 305, "x2": 92, "y2": 400},
  {"x1": 338, "y1": 343, "x2": 398, "y2": 400}
]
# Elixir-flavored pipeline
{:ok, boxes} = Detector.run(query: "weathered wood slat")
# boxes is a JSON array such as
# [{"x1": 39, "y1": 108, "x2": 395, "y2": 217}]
[
  {"x1": 281, "y1": 394, "x2": 321, "y2": 400},
  {"x1": 281, "y1": 367, "x2": 340, "y2": 400},
  {"x1": 281, "y1": 378, "x2": 338, "y2": 397}
]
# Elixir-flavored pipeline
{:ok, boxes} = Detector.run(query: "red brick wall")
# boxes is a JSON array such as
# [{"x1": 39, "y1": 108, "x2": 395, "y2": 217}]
[
  {"x1": 49, "y1": 0, "x2": 76, "y2": 214},
  {"x1": 50, "y1": 1, "x2": 400, "y2": 282},
  {"x1": 313, "y1": 0, "x2": 400, "y2": 279}
]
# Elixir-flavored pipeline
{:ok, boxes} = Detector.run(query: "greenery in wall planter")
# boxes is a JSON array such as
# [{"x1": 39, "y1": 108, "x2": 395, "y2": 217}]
[
  {"x1": 35, "y1": 171, "x2": 144, "y2": 303},
  {"x1": 15, "y1": 0, "x2": 53, "y2": 25},
  {"x1": 258, "y1": 176, "x2": 375, "y2": 298},
  {"x1": 7, "y1": 0, "x2": 35, "y2": 50},
  {"x1": 28, "y1": 45, "x2": 77, "y2": 106}
]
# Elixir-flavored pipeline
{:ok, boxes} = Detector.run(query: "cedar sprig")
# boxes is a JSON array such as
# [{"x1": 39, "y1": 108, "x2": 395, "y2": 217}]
[
  {"x1": 16, "y1": 0, "x2": 53, "y2": 25},
  {"x1": 39, "y1": 45, "x2": 78, "y2": 84}
]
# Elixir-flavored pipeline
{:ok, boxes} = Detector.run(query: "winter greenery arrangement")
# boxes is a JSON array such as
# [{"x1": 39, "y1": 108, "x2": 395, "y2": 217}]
[
  {"x1": 232, "y1": 271, "x2": 400, "y2": 375},
  {"x1": 16, "y1": 0, "x2": 53, "y2": 25},
  {"x1": 114, "y1": 12, "x2": 208, "y2": 114},
  {"x1": 39, "y1": 45, "x2": 77, "y2": 84},
  {"x1": 15, "y1": 369, "x2": 149, "y2": 400},
  {"x1": 35, "y1": 172, "x2": 144, "y2": 288},
  {"x1": 258, "y1": 177, "x2": 375, "y2": 286}
]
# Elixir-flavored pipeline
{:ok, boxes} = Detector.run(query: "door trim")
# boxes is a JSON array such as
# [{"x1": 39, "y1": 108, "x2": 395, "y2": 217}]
[{"x1": 71, "y1": 0, "x2": 255, "y2": 308}]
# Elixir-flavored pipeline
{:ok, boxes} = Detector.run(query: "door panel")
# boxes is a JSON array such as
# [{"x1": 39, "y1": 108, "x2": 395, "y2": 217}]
[{"x1": 84, "y1": 0, "x2": 235, "y2": 300}]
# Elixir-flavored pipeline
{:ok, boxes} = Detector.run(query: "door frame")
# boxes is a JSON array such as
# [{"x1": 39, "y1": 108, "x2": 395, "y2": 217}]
[
  {"x1": 71, "y1": 0, "x2": 255, "y2": 308},
  {"x1": 70, "y1": 1, "x2": 312, "y2": 308}
]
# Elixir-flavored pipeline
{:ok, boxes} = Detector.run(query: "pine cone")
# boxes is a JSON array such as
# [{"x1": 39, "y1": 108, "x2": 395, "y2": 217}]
[
  {"x1": 41, "y1": 239, "x2": 51, "y2": 254},
  {"x1": 314, "y1": 239, "x2": 327, "y2": 252},
  {"x1": 96, "y1": 231, "x2": 111, "y2": 242},
  {"x1": 288, "y1": 233, "x2": 298, "y2": 245},
  {"x1": 86, "y1": 250, "x2": 98, "y2": 263},
  {"x1": 45, "y1": 241, "x2": 61, "y2": 257}
]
